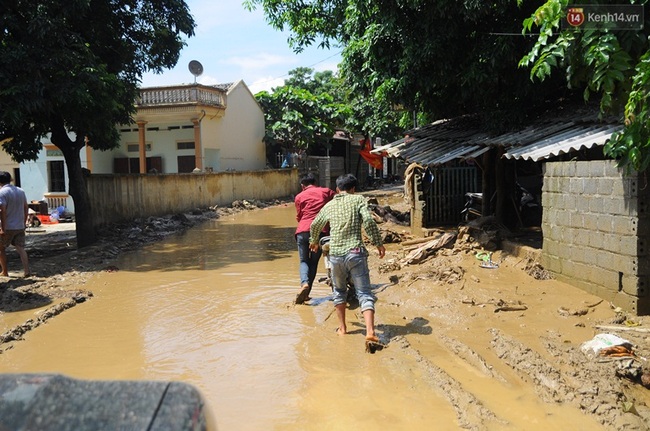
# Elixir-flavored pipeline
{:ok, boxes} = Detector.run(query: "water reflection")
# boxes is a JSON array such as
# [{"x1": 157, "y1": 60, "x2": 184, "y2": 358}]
[
  {"x1": 126, "y1": 216, "x2": 296, "y2": 272},
  {"x1": 0, "y1": 204, "x2": 607, "y2": 431},
  {"x1": 0, "y1": 206, "x2": 306, "y2": 431}
]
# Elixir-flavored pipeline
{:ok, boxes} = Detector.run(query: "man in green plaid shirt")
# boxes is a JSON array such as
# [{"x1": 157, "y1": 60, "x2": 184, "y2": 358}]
[{"x1": 309, "y1": 174, "x2": 385, "y2": 344}]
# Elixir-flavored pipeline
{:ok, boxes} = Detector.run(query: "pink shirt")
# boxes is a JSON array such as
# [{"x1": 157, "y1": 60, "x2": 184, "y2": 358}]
[{"x1": 295, "y1": 185, "x2": 335, "y2": 235}]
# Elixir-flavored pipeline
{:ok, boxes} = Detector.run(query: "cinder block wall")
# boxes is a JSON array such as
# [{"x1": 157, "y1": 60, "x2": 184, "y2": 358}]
[{"x1": 542, "y1": 160, "x2": 650, "y2": 315}]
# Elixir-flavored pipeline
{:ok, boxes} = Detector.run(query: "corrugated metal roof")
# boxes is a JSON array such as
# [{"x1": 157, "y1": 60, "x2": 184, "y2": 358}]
[
  {"x1": 503, "y1": 123, "x2": 622, "y2": 161},
  {"x1": 374, "y1": 109, "x2": 622, "y2": 166},
  {"x1": 371, "y1": 117, "x2": 490, "y2": 165}
]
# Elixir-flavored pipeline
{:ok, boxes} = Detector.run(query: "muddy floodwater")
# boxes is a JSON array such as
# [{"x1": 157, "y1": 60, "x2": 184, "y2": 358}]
[{"x1": 0, "y1": 202, "x2": 636, "y2": 430}]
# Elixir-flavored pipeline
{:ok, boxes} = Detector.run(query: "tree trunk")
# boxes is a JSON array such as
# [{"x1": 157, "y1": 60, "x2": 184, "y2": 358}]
[{"x1": 51, "y1": 124, "x2": 97, "y2": 248}]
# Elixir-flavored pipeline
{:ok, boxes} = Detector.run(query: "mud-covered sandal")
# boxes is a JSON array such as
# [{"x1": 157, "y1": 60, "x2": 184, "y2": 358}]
[
  {"x1": 365, "y1": 336, "x2": 386, "y2": 354},
  {"x1": 294, "y1": 286, "x2": 310, "y2": 305}
]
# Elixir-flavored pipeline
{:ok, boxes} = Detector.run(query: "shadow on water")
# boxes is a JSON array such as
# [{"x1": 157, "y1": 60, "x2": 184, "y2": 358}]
[{"x1": 119, "y1": 221, "x2": 296, "y2": 273}]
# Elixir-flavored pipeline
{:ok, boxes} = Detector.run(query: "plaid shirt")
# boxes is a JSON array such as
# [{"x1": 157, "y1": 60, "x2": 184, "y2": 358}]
[{"x1": 310, "y1": 192, "x2": 383, "y2": 256}]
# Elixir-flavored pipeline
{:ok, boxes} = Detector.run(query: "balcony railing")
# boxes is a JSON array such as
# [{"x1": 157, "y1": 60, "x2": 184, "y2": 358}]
[{"x1": 136, "y1": 85, "x2": 226, "y2": 108}]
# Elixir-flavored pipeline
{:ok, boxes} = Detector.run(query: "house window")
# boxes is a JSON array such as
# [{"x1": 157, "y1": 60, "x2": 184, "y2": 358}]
[
  {"x1": 177, "y1": 141, "x2": 195, "y2": 150},
  {"x1": 13, "y1": 168, "x2": 20, "y2": 188},
  {"x1": 114, "y1": 157, "x2": 163, "y2": 174},
  {"x1": 127, "y1": 143, "x2": 152, "y2": 152},
  {"x1": 48, "y1": 161, "x2": 66, "y2": 192},
  {"x1": 177, "y1": 155, "x2": 196, "y2": 173}
]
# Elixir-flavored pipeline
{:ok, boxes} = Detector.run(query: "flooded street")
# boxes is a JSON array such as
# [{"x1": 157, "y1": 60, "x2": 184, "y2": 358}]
[
  {"x1": 0, "y1": 204, "x2": 450, "y2": 430},
  {"x1": 0, "y1": 201, "x2": 646, "y2": 430},
  {"x1": 1, "y1": 205, "x2": 309, "y2": 430}
]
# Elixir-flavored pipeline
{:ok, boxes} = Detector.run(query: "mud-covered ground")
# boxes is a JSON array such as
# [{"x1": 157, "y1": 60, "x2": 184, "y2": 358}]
[
  {"x1": 1, "y1": 188, "x2": 649, "y2": 429},
  {"x1": 364, "y1": 188, "x2": 650, "y2": 430}
]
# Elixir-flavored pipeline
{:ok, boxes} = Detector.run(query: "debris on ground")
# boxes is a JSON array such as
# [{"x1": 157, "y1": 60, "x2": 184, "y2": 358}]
[{"x1": 400, "y1": 232, "x2": 457, "y2": 265}]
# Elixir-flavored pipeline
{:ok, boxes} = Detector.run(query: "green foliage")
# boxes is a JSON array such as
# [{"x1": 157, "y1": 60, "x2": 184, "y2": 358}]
[
  {"x1": 246, "y1": 0, "x2": 570, "y2": 133},
  {"x1": 0, "y1": 0, "x2": 194, "y2": 247},
  {"x1": 256, "y1": 67, "x2": 402, "y2": 157},
  {"x1": 605, "y1": 51, "x2": 650, "y2": 172},
  {"x1": 255, "y1": 76, "x2": 346, "y2": 151},
  {"x1": 0, "y1": 0, "x2": 195, "y2": 160},
  {"x1": 520, "y1": 0, "x2": 650, "y2": 172}
]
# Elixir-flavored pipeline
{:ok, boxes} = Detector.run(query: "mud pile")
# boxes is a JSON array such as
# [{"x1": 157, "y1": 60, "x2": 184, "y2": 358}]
[{"x1": 364, "y1": 191, "x2": 650, "y2": 429}]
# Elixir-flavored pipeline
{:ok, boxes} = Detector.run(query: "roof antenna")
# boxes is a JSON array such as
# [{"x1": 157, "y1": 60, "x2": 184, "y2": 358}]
[{"x1": 188, "y1": 60, "x2": 204, "y2": 84}]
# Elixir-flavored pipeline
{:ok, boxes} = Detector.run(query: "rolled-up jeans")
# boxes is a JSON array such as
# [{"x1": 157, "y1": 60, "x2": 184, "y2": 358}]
[
  {"x1": 296, "y1": 232, "x2": 321, "y2": 288},
  {"x1": 330, "y1": 248, "x2": 375, "y2": 312}
]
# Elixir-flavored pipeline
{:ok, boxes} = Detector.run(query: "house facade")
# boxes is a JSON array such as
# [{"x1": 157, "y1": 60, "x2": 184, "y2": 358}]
[
  {"x1": 0, "y1": 148, "x2": 20, "y2": 187},
  {"x1": 19, "y1": 80, "x2": 265, "y2": 213}
]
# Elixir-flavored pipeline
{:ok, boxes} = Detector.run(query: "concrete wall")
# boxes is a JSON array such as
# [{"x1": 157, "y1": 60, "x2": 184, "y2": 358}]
[
  {"x1": 542, "y1": 160, "x2": 650, "y2": 315},
  {"x1": 210, "y1": 81, "x2": 266, "y2": 172},
  {"x1": 86, "y1": 169, "x2": 299, "y2": 227},
  {"x1": 21, "y1": 134, "x2": 90, "y2": 213},
  {"x1": 108, "y1": 123, "x2": 195, "y2": 174}
]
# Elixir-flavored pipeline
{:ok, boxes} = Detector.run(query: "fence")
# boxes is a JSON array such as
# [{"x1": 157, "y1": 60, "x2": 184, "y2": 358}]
[
  {"x1": 424, "y1": 166, "x2": 479, "y2": 225},
  {"x1": 86, "y1": 169, "x2": 299, "y2": 228}
]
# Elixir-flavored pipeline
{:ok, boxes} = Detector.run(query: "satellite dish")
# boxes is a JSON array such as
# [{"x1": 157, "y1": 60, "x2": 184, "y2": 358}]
[{"x1": 188, "y1": 60, "x2": 204, "y2": 82}]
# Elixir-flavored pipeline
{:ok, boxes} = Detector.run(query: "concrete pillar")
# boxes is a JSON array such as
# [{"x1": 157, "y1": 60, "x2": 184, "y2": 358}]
[
  {"x1": 137, "y1": 121, "x2": 147, "y2": 174},
  {"x1": 84, "y1": 137, "x2": 93, "y2": 172},
  {"x1": 193, "y1": 119, "x2": 203, "y2": 171}
]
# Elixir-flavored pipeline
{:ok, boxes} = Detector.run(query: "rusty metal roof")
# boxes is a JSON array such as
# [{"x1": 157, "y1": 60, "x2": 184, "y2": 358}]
[
  {"x1": 372, "y1": 117, "x2": 490, "y2": 165},
  {"x1": 374, "y1": 109, "x2": 622, "y2": 166}
]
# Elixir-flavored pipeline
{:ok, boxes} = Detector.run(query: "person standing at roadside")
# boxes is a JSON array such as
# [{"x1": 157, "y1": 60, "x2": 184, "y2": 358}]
[
  {"x1": 294, "y1": 173, "x2": 335, "y2": 304},
  {"x1": 0, "y1": 171, "x2": 30, "y2": 277},
  {"x1": 309, "y1": 174, "x2": 385, "y2": 343}
]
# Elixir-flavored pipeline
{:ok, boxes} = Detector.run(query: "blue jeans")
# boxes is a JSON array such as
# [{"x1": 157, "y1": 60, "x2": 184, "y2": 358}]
[
  {"x1": 330, "y1": 249, "x2": 375, "y2": 312},
  {"x1": 296, "y1": 232, "x2": 322, "y2": 288}
]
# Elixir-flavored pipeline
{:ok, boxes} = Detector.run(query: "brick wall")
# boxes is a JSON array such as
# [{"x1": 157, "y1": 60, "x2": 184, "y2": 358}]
[{"x1": 542, "y1": 160, "x2": 650, "y2": 315}]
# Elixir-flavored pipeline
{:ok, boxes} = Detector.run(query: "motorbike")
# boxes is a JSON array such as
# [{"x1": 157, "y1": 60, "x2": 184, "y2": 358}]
[
  {"x1": 460, "y1": 192, "x2": 483, "y2": 222},
  {"x1": 27, "y1": 209, "x2": 42, "y2": 228},
  {"x1": 318, "y1": 236, "x2": 358, "y2": 306},
  {"x1": 460, "y1": 184, "x2": 541, "y2": 226}
]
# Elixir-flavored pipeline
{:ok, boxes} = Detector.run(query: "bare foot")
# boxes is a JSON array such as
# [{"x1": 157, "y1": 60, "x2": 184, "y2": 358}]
[
  {"x1": 336, "y1": 327, "x2": 347, "y2": 336},
  {"x1": 365, "y1": 334, "x2": 379, "y2": 343}
]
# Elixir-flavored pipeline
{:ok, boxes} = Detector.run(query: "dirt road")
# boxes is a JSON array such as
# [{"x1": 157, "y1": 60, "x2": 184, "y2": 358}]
[{"x1": 1, "y1": 190, "x2": 649, "y2": 429}]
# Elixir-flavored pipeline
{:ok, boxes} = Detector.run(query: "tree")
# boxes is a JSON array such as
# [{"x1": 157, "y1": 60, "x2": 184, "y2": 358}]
[
  {"x1": 245, "y1": 0, "x2": 573, "y2": 131},
  {"x1": 256, "y1": 67, "x2": 404, "y2": 166},
  {"x1": 520, "y1": 0, "x2": 650, "y2": 172},
  {"x1": 0, "y1": 0, "x2": 195, "y2": 247},
  {"x1": 255, "y1": 77, "x2": 348, "y2": 161}
]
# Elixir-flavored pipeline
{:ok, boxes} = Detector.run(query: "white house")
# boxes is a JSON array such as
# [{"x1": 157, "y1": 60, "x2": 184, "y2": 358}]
[
  {"x1": 19, "y1": 80, "x2": 266, "y2": 213},
  {"x1": 0, "y1": 147, "x2": 20, "y2": 187}
]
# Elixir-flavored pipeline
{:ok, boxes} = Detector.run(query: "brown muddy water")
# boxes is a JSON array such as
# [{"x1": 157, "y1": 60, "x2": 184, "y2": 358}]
[{"x1": 0, "y1": 204, "x2": 608, "y2": 430}]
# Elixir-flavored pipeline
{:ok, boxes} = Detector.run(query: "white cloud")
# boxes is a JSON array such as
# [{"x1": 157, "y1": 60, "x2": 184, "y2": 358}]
[
  {"x1": 248, "y1": 76, "x2": 286, "y2": 94},
  {"x1": 224, "y1": 53, "x2": 296, "y2": 71},
  {"x1": 188, "y1": 0, "x2": 263, "y2": 35},
  {"x1": 139, "y1": 0, "x2": 342, "y2": 88},
  {"x1": 197, "y1": 75, "x2": 222, "y2": 86}
]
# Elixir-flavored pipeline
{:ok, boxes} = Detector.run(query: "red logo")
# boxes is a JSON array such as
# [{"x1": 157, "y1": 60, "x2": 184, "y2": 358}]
[{"x1": 566, "y1": 7, "x2": 585, "y2": 27}]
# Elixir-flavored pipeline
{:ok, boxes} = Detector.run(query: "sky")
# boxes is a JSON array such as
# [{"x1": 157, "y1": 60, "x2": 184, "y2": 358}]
[{"x1": 139, "y1": 0, "x2": 342, "y2": 94}]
